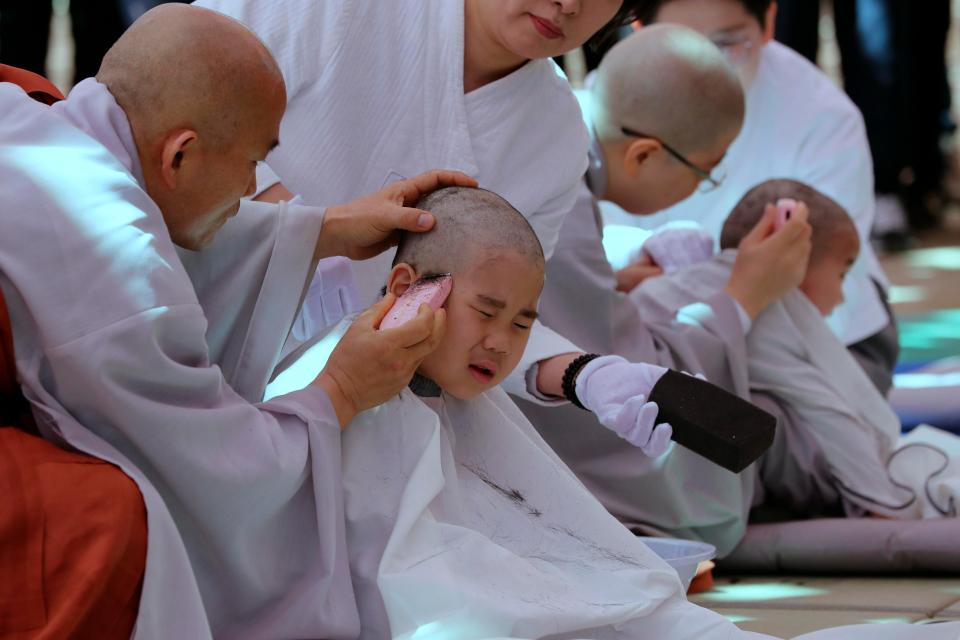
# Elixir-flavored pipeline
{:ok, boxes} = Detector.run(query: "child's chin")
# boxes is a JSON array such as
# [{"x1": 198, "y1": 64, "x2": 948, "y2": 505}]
[{"x1": 438, "y1": 378, "x2": 494, "y2": 401}]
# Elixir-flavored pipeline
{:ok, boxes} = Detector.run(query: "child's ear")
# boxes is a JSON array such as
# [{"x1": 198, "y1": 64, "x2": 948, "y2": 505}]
[
  {"x1": 386, "y1": 263, "x2": 418, "y2": 298},
  {"x1": 623, "y1": 137, "x2": 660, "y2": 177}
]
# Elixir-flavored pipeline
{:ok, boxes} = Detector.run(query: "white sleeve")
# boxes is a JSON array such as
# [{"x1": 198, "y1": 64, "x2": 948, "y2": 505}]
[
  {"x1": 501, "y1": 320, "x2": 582, "y2": 405},
  {"x1": 254, "y1": 161, "x2": 283, "y2": 198},
  {"x1": 529, "y1": 177, "x2": 583, "y2": 261},
  {"x1": 795, "y1": 95, "x2": 890, "y2": 343},
  {"x1": 291, "y1": 256, "x2": 361, "y2": 342},
  {"x1": 194, "y1": 0, "x2": 352, "y2": 98}
]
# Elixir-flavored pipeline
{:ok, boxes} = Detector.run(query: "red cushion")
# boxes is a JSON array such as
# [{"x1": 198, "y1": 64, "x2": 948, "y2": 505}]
[{"x1": 0, "y1": 64, "x2": 65, "y2": 105}]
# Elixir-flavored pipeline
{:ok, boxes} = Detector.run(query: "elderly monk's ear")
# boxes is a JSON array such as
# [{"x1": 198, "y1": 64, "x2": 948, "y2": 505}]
[
  {"x1": 159, "y1": 129, "x2": 198, "y2": 189},
  {"x1": 623, "y1": 137, "x2": 660, "y2": 178},
  {"x1": 386, "y1": 263, "x2": 419, "y2": 299}
]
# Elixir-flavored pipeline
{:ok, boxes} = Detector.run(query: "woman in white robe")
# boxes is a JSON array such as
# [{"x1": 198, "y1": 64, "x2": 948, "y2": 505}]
[{"x1": 193, "y1": 0, "x2": 645, "y2": 402}]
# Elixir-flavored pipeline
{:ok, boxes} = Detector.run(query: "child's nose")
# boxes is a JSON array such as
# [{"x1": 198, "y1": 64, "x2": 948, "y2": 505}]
[{"x1": 482, "y1": 331, "x2": 509, "y2": 355}]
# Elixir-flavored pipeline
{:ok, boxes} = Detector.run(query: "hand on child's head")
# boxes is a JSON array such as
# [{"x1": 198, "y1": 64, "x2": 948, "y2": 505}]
[
  {"x1": 725, "y1": 202, "x2": 812, "y2": 319},
  {"x1": 722, "y1": 179, "x2": 857, "y2": 318}
]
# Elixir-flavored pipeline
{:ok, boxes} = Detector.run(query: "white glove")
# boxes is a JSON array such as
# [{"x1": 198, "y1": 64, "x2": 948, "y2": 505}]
[
  {"x1": 632, "y1": 222, "x2": 715, "y2": 274},
  {"x1": 575, "y1": 355, "x2": 673, "y2": 457}
]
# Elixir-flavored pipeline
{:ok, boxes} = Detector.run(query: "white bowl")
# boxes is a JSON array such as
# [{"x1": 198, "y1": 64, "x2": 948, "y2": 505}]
[{"x1": 637, "y1": 536, "x2": 716, "y2": 590}]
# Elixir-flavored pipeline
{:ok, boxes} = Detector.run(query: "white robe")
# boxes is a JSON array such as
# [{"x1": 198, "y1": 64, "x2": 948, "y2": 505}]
[
  {"x1": 0, "y1": 79, "x2": 359, "y2": 639},
  {"x1": 340, "y1": 384, "x2": 958, "y2": 639},
  {"x1": 515, "y1": 161, "x2": 758, "y2": 557},
  {"x1": 602, "y1": 41, "x2": 890, "y2": 348},
  {"x1": 195, "y1": 0, "x2": 587, "y2": 399},
  {"x1": 634, "y1": 251, "x2": 960, "y2": 520}
]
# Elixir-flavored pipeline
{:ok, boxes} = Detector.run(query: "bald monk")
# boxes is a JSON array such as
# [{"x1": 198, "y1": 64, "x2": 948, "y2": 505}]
[
  {"x1": 0, "y1": 5, "x2": 472, "y2": 638},
  {"x1": 0, "y1": 64, "x2": 147, "y2": 640},
  {"x1": 516, "y1": 26, "x2": 813, "y2": 557}
]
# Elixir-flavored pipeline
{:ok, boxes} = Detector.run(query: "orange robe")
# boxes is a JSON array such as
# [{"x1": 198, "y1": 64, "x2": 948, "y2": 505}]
[{"x1": 0, "y1": 65, "x2": 147, "y2": 640}]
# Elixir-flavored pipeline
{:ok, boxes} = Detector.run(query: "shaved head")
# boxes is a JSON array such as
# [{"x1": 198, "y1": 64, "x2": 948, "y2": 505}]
[
  {"x1": 97, "y1": 3, "x2": 284, "y2": 148},
  {"x1": 95, "y1": 4, "x2": 286, "y2": 250},
  {"x1": 395, "y1": 187, "x2": 544, "y2": 277},
  {"x1": 721, "y1": 179, "x2": 859, "y2": 263},
  {"x1": 593, "y1": 24, "x2": 744, "y2": 156}
]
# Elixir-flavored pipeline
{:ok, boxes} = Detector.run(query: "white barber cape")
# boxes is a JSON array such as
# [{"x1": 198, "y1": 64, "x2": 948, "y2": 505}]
[
  {"x1": 603, "y1": 41, "x2": 889, "y2": 347},
  {"x1": 340, "y1": 381, "x2": 958, "y2": 639},
  {"x1": 196, "y1": 0, "x2": 587, "y2": 397},
  {"x1": 515, "y1": 154, "x2": 757, "y2": 558},
  {"x1": 0, "y1": 80, "x2": 360, "y2": 639},
  {"x1": 634, "y1": 251, "x2": 960, "y2": 520}
]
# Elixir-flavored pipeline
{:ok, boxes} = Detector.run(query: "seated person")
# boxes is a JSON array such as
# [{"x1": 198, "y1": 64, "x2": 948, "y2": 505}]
[
  {"x1": 612, "y1": 0, "x2": 897, "y2": 397},
  {"x1": 517, "y1": 24, "x2": 811, "y2": 558},
  {"x1": 337, "y1": 186, "x2": 953, "y2": 639},
  {"x1": 635, "y1": 179, "x2": 960, "y2": 521}
]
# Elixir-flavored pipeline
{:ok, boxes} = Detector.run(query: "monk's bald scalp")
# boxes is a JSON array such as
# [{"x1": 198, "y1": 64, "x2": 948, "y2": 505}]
[
  {"x1": 97, "y1": 3, "x2": 284, "y2": 148},
  {"x1": 593, "y1": 24, "x2": 744, "y2": 155},
  {"x1": 395, "y1": 187, "x2": 544, "y2": 277},
  {"x1": 721, "y1": 179, "x2": 859, "y2": 262}
]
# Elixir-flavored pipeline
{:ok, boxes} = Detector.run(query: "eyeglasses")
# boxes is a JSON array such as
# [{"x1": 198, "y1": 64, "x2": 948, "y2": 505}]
[{"x1": 620, "y1": 126, "x2": 726, "y2": 193}]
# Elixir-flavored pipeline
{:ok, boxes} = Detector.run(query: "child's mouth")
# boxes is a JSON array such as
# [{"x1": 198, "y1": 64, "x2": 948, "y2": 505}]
[{"x1": 468, "y1": 364, "x2": 495, "y2": 384}]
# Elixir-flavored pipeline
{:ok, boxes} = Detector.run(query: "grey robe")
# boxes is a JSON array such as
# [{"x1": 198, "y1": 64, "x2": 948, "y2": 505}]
[
  {"x1": 516, "y1": 166, "x2": 759, "y2": 557},
  {"x1": 0, "y1": 79, "x2": 358, "y2": 638}
]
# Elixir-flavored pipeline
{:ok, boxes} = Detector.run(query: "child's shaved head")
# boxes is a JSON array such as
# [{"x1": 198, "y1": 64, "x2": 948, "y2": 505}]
[
  {"x1": 388, "y1": 187, "x2": 545, "y2": 400},
  {"x1": 395, "y1": 187, "x2": 545, "y2": 276},
  {"x1": 720, "y1": 179, "x2": 857, "y2": 262},
  {"x1": 721, "y1": 179, "x2": 860, "y2": 316},
  {"x1": 593, "y1": 24, "x2": 744, "y2": 155}
]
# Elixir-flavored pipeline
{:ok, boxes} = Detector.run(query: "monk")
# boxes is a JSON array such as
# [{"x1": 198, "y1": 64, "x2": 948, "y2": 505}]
[
  {"x1": 0, "y1": 6, "x2": 471, "y2": 638},
  {"x1": 516, "y1": 26, "x2": 811, "y2": 557}
]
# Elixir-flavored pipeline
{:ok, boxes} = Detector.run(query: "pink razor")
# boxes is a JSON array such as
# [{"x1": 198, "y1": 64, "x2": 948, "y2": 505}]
[
  {"x1": 774, "y1": 198, "x2": 798, "y2": 232},
  {"x1": 379, "y1": 274, "x2": 453, "y2": 330}
]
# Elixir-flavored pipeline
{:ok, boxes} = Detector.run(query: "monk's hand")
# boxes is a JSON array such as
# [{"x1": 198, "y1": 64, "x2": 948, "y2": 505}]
[
  {"x1": 575, "y1": 355, "x2": 673, "y2": 458},
  {"x1": 315, "y1": 294, "x2": 446, "y2": 429},
  {"x1": 725, "y1": 202, "x2": 812, "y2": 320},
  {"x1": 614, "y1": 253, "x2": 664, "y2": 293},
  {"x1": 315, "y1": 170, "x2": 478, "y2": 261}
]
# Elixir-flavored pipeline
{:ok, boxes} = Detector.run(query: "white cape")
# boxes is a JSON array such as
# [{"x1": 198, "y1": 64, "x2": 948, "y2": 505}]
[
  {"x1": 633, "y1": 252, "x2": 959, "y2": 519},
  {"x1": 340, "y1": 384, "x2": 959, "y2": 639},
  {"x1": 344, "y1": 387, "x2": 756, "y2": 639}
]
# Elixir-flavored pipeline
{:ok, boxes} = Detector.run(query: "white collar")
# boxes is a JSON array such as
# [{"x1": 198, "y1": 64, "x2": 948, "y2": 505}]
[{"x1": 52, "y1": 78, "x2": 145, "y2": 187}]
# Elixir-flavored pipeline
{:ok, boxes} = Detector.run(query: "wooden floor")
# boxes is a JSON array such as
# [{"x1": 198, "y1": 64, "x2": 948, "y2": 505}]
[{"x1": 692, "y1": 575, "x2": 960, "y2": 636}]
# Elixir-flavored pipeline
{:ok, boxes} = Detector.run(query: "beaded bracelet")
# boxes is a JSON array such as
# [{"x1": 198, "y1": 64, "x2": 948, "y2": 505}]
[{"x1": 561, "y1": 353, "x2": 601, "y2": 410}]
